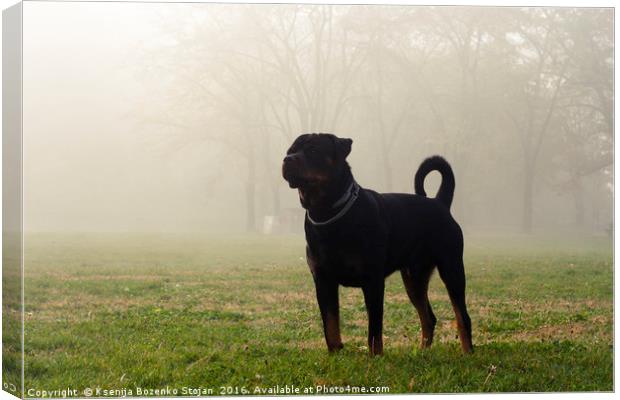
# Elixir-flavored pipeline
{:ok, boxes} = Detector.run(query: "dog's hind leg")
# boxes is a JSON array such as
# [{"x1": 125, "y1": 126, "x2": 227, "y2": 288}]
[
  {"x1": 437, "y1": 257, "x2": 473, "y2": 353},
  {"x1": 401, "y1": 264, "x2": 437, "y2": 349}
]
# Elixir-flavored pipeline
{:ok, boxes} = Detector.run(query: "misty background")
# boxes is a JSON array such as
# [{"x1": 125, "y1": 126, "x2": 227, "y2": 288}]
[{"x1": 22, "y1": 2, "x2": 613, "y2": 235}]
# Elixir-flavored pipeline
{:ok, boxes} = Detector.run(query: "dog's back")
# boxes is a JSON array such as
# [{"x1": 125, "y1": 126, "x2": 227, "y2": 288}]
[{"x1": 375, "y1": 191, "x2": 463, "y2": 272}]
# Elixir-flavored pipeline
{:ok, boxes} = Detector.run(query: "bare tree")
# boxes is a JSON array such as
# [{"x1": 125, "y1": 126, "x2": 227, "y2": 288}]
[{"x1": 502, "y1": 9, "x2": 575, "y2": 233}]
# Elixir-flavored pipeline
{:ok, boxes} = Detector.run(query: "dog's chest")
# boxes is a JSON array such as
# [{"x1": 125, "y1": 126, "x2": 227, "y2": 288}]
[
  {"x1": 332, "y1": 247, "x2": 366, "y2": 276},
  {"x1": 316, "y1": 248, "x2": 368, "y2": 286},
  {"x1": 309, "y1": 231, "x2": 384, "y2": 286}
]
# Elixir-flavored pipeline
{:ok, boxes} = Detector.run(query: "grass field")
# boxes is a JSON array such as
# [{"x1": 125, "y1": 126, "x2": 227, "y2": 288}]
[{"x1": 11, "y1": 232, "x2": 614, "y2": 395}]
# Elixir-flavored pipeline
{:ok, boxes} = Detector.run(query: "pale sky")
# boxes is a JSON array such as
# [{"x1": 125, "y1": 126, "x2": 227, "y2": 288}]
[{"x1": 23, "y1": 2, "x2": 246, "y2": 232}]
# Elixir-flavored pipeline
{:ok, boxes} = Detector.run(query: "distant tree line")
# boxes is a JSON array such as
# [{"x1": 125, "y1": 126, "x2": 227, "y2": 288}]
[{"x1": 138, "y1": 5, "x2": 612, "y2": 233}]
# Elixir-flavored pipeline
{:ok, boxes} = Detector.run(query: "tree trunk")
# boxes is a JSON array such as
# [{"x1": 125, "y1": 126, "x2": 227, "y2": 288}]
[
  {"x1": 522, "y1": 168, "x2": 534, "y2": 234},
  {"x1": 246, "y1": 148, "x2": 256, "y2": 233},
  {"x1": 260, "y1": 126, "x2": 281, "y2": 218},
  {"x1": 573, "y1": 177, "x2": 585, "y2": 228}
]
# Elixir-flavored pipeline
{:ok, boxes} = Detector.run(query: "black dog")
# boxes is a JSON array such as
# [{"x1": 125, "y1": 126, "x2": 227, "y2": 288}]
[{"x1": 282, "y1": 133, "x2": 472, "y2": 356}]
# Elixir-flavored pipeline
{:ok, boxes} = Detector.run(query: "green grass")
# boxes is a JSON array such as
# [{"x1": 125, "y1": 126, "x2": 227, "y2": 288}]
[{"x1": 15, "y1": 232, "x2": 613, "y2": 394}]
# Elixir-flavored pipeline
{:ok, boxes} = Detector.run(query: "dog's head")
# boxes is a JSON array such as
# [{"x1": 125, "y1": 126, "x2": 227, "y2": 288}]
[{"x1": 282, "y1": 133, "x2": 353, "y2": 209}]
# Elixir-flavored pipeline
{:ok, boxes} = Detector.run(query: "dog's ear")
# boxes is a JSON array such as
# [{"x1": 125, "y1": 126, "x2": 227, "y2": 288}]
[{"x1": 336, "y1": 138, "x2": 353, "y2": 159}]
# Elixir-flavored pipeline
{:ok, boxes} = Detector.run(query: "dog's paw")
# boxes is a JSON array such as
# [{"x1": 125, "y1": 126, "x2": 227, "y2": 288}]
[{"x1": 327, "y1": 343, "x2": 344, "y2": 353}]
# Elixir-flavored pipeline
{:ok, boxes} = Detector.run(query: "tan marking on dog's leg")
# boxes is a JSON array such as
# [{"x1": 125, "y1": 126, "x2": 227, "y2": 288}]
[
  {"x1": 401, "y1": 269, "x2": 436, "y2": 349},
  {"x1": 325, "y1": 311, "x2": 343, "y2": 352},
  {"x1": 452, "y1": 306, "x2": 473, "y2": 353},
  {"x1": 369, "y1": 335, "x2": 383, "y2": 356}
]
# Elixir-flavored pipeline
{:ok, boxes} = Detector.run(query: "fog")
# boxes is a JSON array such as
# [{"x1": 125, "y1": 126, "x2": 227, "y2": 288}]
[{"x1": 22, "y1": 2, "x2": 613, "y2": 235}]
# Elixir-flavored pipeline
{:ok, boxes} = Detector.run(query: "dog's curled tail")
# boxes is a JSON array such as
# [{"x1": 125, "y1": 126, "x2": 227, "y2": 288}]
[{"x1": 414, "y1": 155, "x2": 455, "y2": 209}]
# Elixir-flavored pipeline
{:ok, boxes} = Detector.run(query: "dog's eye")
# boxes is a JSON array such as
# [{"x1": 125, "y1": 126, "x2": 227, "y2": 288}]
[{"x1": 306, "y1": 148, "x2": 318, "y2": 155}]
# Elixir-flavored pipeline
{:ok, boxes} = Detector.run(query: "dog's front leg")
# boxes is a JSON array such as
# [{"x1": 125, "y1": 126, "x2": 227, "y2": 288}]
[
  {"x1": 362, "y1": 280, "x2": 385, "y2": 356},
  {"x1": 314, "y1": 277, "x2": 343, "y2": 352}
]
